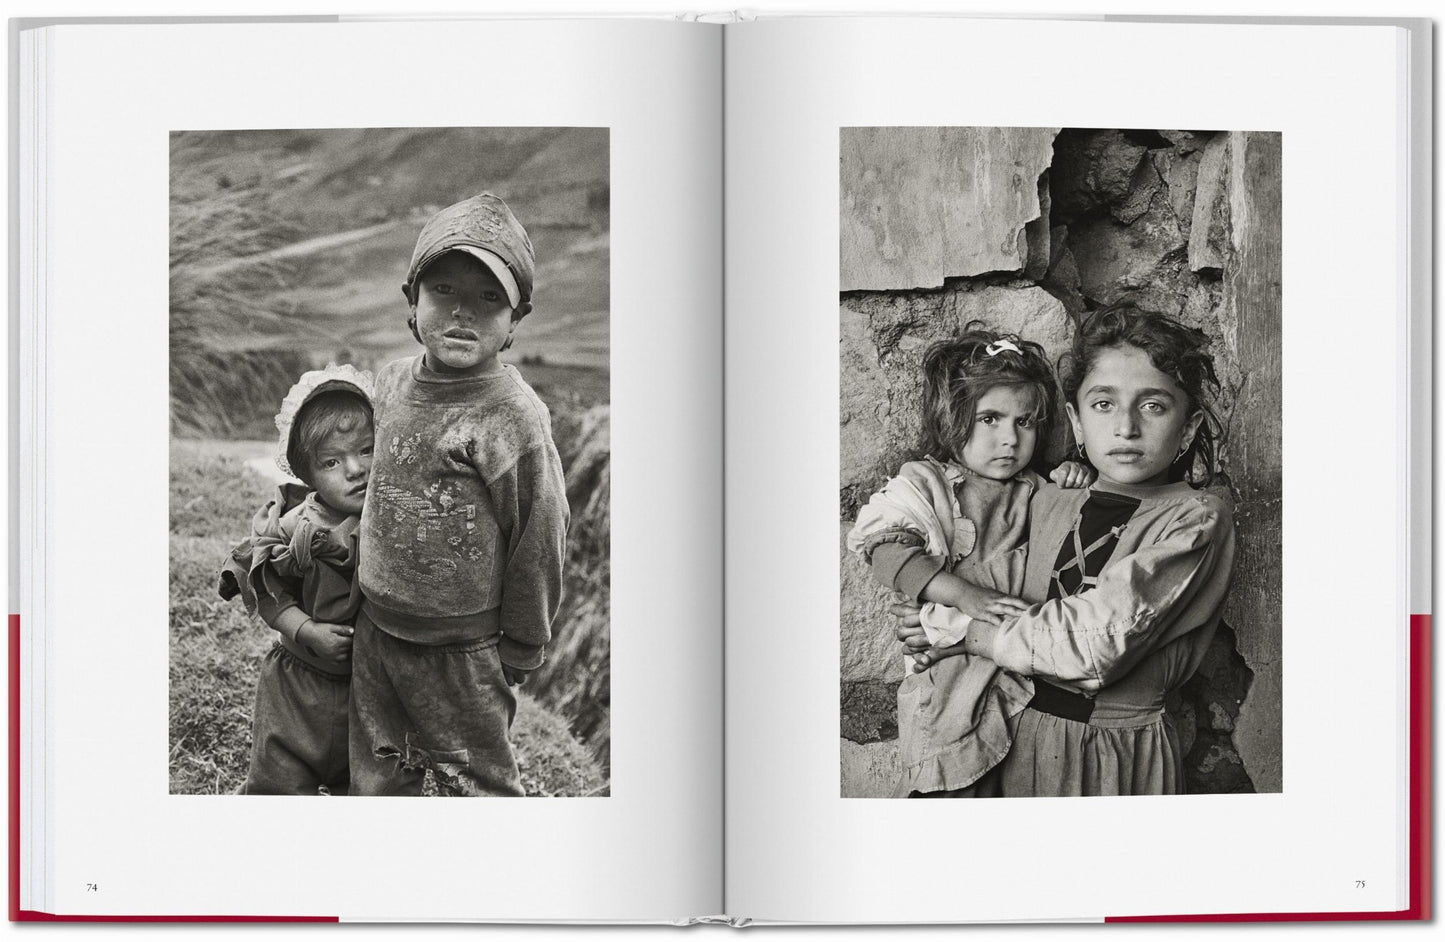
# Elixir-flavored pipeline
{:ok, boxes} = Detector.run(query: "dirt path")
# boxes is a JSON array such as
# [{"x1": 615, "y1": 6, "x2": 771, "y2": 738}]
[{"x1": 198, "y1": 220, "x2": 404, "y2": 277}]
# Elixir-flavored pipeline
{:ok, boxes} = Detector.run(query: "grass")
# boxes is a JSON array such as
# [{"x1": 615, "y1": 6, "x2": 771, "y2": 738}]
[{"x1": 169, "y1": 440, "x2": 609, "y2": 797}]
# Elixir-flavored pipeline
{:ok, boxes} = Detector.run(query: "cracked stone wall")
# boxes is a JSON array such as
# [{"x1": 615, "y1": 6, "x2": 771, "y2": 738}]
[{"x1": 840, "y1": 127, "x2": 1281, "y2": 798}]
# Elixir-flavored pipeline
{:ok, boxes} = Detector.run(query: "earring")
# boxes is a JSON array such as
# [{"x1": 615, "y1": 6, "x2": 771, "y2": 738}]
[
  {"x1": 1174, "y1": 439, "x2": 1192, "y2": 462},
  {"x1": 501, "y1": 335, "x2": 514, "y2": 353},
  {"x1": 1075, "y1": 442, "x2": 1087, "y2": 460}
]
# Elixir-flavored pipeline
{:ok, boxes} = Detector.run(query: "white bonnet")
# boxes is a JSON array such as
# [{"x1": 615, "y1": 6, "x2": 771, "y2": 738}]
[{"x1": 273, "y1": 363, "x2": 375, "y2": 479}]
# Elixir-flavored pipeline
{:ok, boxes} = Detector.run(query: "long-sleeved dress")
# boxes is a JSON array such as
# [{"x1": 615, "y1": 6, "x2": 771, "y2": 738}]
[
  {"x1": 847, "y1": 457, "x2": 1038, "y2": 796},
  {"x1": 960, "y1": 478, "x2": 1236, "y2": 796}
]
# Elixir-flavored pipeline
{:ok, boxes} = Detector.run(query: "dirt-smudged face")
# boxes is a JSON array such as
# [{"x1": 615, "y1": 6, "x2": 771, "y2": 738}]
[
  {"x1": 411, "y1": 251, "x2": 517, "y2": 376},
  {"x1": 958, "y1": 385, "x2": 1039, "y2": 482},
  {"x1": 307, "y1": 419, "x2": 374, "y2": 516},
  {"x1": 1067, "y1": 344, "x2": 1202, "y2": 488}
]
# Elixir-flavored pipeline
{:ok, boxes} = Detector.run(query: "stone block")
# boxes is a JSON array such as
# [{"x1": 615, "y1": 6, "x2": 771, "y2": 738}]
[
  {"x1": 841, "y1": 739, "x2": 902, "y2": 798},
  {"x1": 1160, "y1": 129, "x2": 1208, "y2": 154},
  {"x1": 1023, "y1": 171, "x2": 1053, "y2": 281},
  {"x1": 841, "y1": 127, "x2": 1058, "y2": 290},
  {"x1": 840, "y1": 285, "x2": 1074, "y2": 508},
  {"x1": 841, "y1": 521, "x2": 913, "y2": 683},
  {"x1": 1154, "y1": 147, "x2": 1203, "y2": 232},
  {"x1": 1189, "y1": 132, "x2": 1230, "y2": 273},
  {"x1": 1041, "y1": 225, "x2": 1085, "y2": 315},
  {"x1": 1218, "y1": 131, "x2": 1283, "y2": 794}
]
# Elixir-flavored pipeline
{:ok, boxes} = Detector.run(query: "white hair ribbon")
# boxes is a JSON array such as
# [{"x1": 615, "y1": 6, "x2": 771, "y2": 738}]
[{"x1": 985, "y1": 339, "x2": 1022, "y2": 357}]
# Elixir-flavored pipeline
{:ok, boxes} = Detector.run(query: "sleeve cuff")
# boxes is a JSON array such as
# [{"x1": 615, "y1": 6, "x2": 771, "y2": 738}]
[{"x1": 499, "y1": 637, "x2": 545, "y2": 672}]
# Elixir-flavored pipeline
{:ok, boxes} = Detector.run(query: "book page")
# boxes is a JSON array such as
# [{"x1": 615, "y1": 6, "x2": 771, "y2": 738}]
[
  {"x1": 19, "y1": 18, "x2": 721, "y2": 921},
  {"x1": 725, "y1": 16, "x2": 1416, "y2": 923}
]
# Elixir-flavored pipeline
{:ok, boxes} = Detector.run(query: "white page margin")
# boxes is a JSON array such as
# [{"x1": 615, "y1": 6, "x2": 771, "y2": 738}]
[
  {"x1": 725, "y1": 17, "x2": 1407, "y2": 923},
  {"x1": 38, "y1": 18, "x2": 721, "y2": 921}
]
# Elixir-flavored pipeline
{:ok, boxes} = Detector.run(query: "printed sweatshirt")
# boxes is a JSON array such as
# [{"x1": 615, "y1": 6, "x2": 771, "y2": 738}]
[{"x1": 359, "y1": 356, "x2": 569, "y2": 670}]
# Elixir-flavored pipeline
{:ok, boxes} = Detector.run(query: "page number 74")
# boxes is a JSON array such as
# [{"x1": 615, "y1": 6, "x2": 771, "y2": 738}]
[{"x1": 85, "y1": 883, "x2": 98, "y2": 892}]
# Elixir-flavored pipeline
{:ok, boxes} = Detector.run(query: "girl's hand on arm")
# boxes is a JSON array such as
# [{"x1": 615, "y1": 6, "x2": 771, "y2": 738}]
[
  {"x1": 893, "y1": 620, "x2": 930, "y2": 656},
  {"x1": 888, "y1": 600, "x2": 923, "y2": 627},
  {"x1": 1050, "y1": 461, "x2": 1096, "y2": 489},
  {"x1": 985, "y1": 596, "x2": 1030, "y2": 618},
  {"x1": 296, "y1": 620, "x2": 354, "y2": 664},
  {"x1": 911, "y1": 640, "x2": 970, "y2": 672},
  {"x1": 921, "y1": 571, "x2": 1007, "y2": 621}
]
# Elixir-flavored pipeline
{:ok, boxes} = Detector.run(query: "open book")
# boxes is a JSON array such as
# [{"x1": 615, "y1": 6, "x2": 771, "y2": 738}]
[{"x1": 10, "y1": 13, "x2": 1431, "y2": 925}]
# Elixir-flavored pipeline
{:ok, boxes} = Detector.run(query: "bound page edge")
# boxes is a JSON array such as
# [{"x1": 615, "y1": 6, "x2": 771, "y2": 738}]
[{"x1": 13, "y1": 20, "x2": 53, "y2": 920}]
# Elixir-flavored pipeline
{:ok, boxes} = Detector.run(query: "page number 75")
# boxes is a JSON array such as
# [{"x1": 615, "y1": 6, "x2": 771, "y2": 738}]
[{"x1": 1355, "y1": 880, "x2": 1366, "y2": 889}]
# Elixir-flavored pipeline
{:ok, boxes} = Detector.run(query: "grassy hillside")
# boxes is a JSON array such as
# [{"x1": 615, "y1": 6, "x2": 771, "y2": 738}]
[
  {"x1": 171, "y1": 127, "x2": 609, "y2": 440},
  {"x1": 171, "y1": 439, "x2": 609, "y2": 796}
]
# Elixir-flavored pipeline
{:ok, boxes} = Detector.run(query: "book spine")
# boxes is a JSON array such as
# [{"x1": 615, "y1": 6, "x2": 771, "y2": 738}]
[{"x1": 13, "y1": 22, "x2": 52, "y2": 921}]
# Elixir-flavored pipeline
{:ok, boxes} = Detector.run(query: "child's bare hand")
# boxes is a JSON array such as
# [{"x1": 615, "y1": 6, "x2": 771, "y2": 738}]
[
  {"x1": 911, "y1": 641, "x2": 969, "y2": 672},
  {"x1": 950, "y1": 581, "x2": 1012, "y2": 623},
  {"x1": 1050, "y1": 460, "x2": 1096, "y2": 489},
  {"x1": 502, "y1": 664, "x2": 529, "y2": 687},
  {"x1": 984, "y1": 596, "x2": 1030, "y2": 619},
  {"x1": 297, "y1": 620, "x2": 354, "y2": 664},
  {"x1": 893, "y1": 622, "x2": 931, "y2": 656},
  {"x1": 888, "y1": 601, "x2": 924, "y2": 628}
]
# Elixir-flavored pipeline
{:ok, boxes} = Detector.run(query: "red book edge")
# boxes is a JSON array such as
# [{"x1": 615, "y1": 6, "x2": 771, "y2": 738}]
[
  {"x1": 6, "y1": 612, "x2": 1431, "y2": 923},
  {"x1": 7, "y1": 613, "x2": 334, "y2": 923},
  {"x1": 1108, "y1": 613, "x2": 1432, "y2": 924}
]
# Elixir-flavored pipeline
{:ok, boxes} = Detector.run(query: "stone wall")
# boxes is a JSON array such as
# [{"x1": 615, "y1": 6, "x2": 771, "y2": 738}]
[{"x1": 839, "y1": 127, "x2": 1282, "y2": 798}]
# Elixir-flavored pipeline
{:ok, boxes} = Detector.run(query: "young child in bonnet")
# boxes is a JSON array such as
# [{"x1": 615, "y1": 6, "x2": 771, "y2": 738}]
[
  {"x1": 350, "y1": 192, "x2": 569, "y2": 797},
  {"x1": 219, "y1": 364, "x2": 375, "y2": 795}
]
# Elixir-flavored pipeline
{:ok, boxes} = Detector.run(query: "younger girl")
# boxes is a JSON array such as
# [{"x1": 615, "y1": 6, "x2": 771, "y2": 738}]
[
  {"x1": 219, "y1": 364, "x2": 375, "y2": 795},
  {"x1": 905, "y1": 305, "x2": 1236, "y2": 795},
  {"x1": 847, "y1": 326, "x2": 1087, "y2": 798}
]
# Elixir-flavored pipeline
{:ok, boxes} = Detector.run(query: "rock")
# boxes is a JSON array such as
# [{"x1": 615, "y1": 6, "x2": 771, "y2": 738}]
[
  {"x1": 1110, "y1": 153, "x2": 1163, "y2": 225},
  {"x1": 1154, "y1": 148, "x2": 1203, "y2": 231},
  {"x1": 840, "y1": 522, "x2": 912, "y2": 683},
  {"x1": 1023, "y1": 171, "x2": 1053, "y2": 281},
  {"x1": 1189, "y1": 132, "x2": 1230, "y2": 272},
  {"x1": 840, "y1": 127, "x2": 1058, "y2": 290},
  {"x1": 1041, "y1": 226, "x2": 1086, "y2": 316},
  {"x1": 841, "y1": 680, "x2": 901, "y2": 743},
  {"x1": 840, "y1": 284, "x2": 1074, "y2": 500},
  {"x1": 1217, "y1": 131, "x2": 1283, "y2": 794},
  {"x1": 1160, "y1": 129, "x2": 1208, "y2": 154},
  {"x1": 1049, "y1": 129, "x2": 1149, "y2": 220},
  {"x1": 839, "y1": 302, "x2": 894, "y2": 491},
  {"x1": 840, "y1": 739, "x2": 902, "y2": 798},
  {"x1": 1067, "y1": 207, "x2": 1187, "y2": 310}
]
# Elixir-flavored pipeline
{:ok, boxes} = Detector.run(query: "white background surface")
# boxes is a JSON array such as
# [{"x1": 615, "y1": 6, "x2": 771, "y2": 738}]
[{"x1": 2, "y1": 0, "x2": 1439, "y2": 940}]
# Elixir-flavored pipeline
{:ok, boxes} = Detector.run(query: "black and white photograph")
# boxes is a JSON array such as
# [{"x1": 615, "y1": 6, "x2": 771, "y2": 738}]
[
  {"x1": 839, "y1": 126, "x2": 1282, "y2": 798},
  {"x1": 169, "y1": 127, "x2": 611, "y2": 797}
]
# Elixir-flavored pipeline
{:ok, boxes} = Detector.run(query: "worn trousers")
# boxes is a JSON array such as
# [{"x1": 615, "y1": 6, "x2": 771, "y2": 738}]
[
  {"x1": 242, "y1": 643, "x2": 350, "y2": 795},
  {"x1": 348, "y1": 609, "x2": 523, "y2": 797}
]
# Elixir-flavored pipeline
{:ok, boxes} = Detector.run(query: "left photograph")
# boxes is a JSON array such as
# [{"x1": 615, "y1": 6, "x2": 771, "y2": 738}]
[{"x1": 169, "y1": 127, "x2": 611, "y2": 797}]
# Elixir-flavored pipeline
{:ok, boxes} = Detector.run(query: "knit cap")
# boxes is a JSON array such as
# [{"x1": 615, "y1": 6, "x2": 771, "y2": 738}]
[
  {"x1": 403, "y1": 192, "x2": 535, "y2": 309},
  {"x1": 273, "y1": 363, "x2": 375, "y2": 479}
]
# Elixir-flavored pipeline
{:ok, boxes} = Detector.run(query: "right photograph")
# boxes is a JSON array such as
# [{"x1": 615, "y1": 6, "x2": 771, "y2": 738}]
[{"x1": 839, "y1": 127, "x2": 1282, "y2": 799}]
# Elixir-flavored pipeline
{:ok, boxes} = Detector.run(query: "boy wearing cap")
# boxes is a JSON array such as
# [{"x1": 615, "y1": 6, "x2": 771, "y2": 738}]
[{"x1": 350, "y1": 193, "x2": 569, "y2": 797}]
